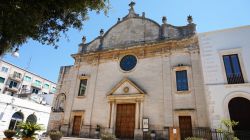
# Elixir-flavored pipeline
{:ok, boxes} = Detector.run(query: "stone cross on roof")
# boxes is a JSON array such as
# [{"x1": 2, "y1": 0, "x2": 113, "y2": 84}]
[
  {"x1": 123, "y1": 1, "x2": 139, "y2": 19},
  {"x1": 129, "y1": 1, "x2": 135, "y2": 10}
]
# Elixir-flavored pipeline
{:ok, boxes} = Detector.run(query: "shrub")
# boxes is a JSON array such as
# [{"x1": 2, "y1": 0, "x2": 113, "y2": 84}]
[
  {"x1": 4, "y1": 130, "x2": 16, "y2": 138},
  {"x1": 17, "y1": 122, "x2": 43, "y2": 139},
  {"x1": 185, "y1": 137, "x2": 203, "y2": 140},
  {"x1": 216, "y1": 119, "x2": 239, "y2": 140},
  {"x1": 101, "y1": 132, "x2": 116, "y2": 140}
]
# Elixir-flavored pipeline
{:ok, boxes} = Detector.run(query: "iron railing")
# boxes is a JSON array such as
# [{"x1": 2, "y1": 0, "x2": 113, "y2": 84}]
[
  {"x1": 227, "y1": 73, "x2": 244, "y2": 84},
  {"x1": 181, "y1": 128, "x2": 250, "y2": 140},
  {"x1": 57, "y1": 127, "x2": 250, "y2": 140}
]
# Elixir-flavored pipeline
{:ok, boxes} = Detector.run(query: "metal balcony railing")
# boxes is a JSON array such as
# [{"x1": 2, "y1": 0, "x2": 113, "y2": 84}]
[
  {"x1": 227, "y1": 73, "x2": 244, "y2": 84},
  {"x1": 31, "y1": 83, "x2": 42, "y2": 89},
  {"x1": 9, "y1": 74, "x2": 22, "y2": 81},
  {"x1": 51, "y1": 107, "x2": 64, "y2": 112}
]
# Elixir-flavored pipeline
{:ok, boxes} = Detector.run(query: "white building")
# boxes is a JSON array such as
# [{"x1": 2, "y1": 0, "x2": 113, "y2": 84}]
[
  {"x1": 0, "y1": 60, "x2": 57, "y2": 138},
  {"x1": 0, "y1": 60, "x2": 57, "y2": 105},
  {"x1": 198, "y1": 26, "x2": 250, "y2": 133},
  {"x1": 0, "y1": 94, "x2": 51, "y2": 138}
]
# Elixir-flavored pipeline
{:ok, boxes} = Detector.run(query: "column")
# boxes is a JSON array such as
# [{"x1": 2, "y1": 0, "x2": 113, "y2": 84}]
[
  {"x1": 110, "y1": 102, "x2": 116, "y2": 130},
  {"x1": 135, "y1": 101, "x2": 139, "y2": 129},
  {"x1": 139, "y1": 101, "x2": 143, "y2": 129},
  {"x1": 108, "y1": 101, "x2": 112, "y2": 128}
]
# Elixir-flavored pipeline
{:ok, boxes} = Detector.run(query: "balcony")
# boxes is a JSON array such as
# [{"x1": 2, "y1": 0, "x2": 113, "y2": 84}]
[
  {"x1": 31, "y1": 83, "x2": 42, "y2": 89},
  {"x1": 51, "y1": 107, "x2": 64, "y2": 112},
  {"x1": 227, "y1": 73, "x2": 244, "y2": 84},
  {"x1": 5, "y1": 86, "x2": 19, "y2": 92},
  {"x1": 9, "y1": 74, "x2": 22, "y2": 82}
]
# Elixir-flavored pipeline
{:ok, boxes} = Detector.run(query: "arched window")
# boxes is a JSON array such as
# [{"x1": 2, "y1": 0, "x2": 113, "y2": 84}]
[
  {"x1": 26, "y1": 114, "x2": 37, "y2": 124},
  {"x1": 53, "y1": 93, "x2": 66, "y2": 112},
  {"x1": 9, "y1": 112, "x2": 24, "y2": 130}
]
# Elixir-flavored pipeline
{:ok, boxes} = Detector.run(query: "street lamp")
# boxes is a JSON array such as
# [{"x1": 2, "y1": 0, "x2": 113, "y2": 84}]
[{"x1": 11, "y1": 47, "x2": 19, "y2": 58}]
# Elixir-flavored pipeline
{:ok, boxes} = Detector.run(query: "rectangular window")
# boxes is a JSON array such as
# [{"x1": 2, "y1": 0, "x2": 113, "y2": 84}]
[
  {"x1": 32, "y1": 88, "x2": 39, "y2": 94},
  {"x1": 24, "y1": 76, "x2": 32, "y2": 82},
  {"x1": 78, "y1": 79, "x2": 87, "y2": 96},
  {"x1": 0, "y1": 77, "x2": 5, "y2": 83},
  {"x1": 9, "y1": 81, "x2": 18, "y2": 88},
  {"x1": 223, "y1": 54, "x2": 244, "y2": 84},
  {"x1": 176, "y1": 70, "x2": 188, "y2": 91},
  {"x1": 13, "y1": 71, "x2": 21, "y2": 78},
  {"x1": 50, "y1": 87, "x2": 56, "y2": 93},
  {"x1": 1, "y1": 66, "x2": 8, "y2": 73},
  {"x1": 35, "y1": 80, "x2": 41, "y2": 86},
  {"x1": 44, "y1": 83, "x2": 50, "y2": 89}
]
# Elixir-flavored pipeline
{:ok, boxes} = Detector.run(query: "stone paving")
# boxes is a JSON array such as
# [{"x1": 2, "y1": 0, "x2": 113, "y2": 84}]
[{"x1": 41, "y1": 137, "x2": 100, "y2": 140}]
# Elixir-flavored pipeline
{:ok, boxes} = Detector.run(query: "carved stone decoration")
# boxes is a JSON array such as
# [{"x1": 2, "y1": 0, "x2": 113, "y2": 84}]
[
  {"x1": 100, "y1": 29, "x2": 104, "y2": 36},
  {"x1": 187, "y1": 45, "x2": 199, "y2": 53},
  {"x1": 82, "y1": 36, "x2": 86, "y2": 44},
  {"x1": 161, "y1": 16, "x2": 168, "y2": 39},
  {"x1": 129, "y1": 1, "x2": 135, "y2": 10},
  {"x1": 187, "y1": 15, "x2": 193, "y2": 24},
  {"x1": 142, "y1": 12, "x2": 145, "y2": 18},
  {"x1": 123, "y1": 87, "x2": 129, "y2": 93},
  {"x1": 123, "y1": 1, "x2": 139, "y2": 19},
  {"x1": 162, "y1": 16, "x2": 167, "y2": 24}
]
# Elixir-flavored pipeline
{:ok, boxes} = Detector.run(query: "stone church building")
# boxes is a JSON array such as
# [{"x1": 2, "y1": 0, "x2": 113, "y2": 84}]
[{"x1": 48, "y1": 3, "x2": 209, "y2": 139}]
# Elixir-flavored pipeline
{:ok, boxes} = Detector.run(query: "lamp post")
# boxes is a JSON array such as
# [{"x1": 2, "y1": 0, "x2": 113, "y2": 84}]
[{"x1": 11, "y1": 47, "x2": 20, "y2": 58}]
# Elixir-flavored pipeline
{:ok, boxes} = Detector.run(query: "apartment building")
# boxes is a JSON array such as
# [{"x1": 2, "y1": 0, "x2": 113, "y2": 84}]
[
  {"x1": 0, "y1": 60, "x2": 57, "y2": 105},
  {"x1": 0, "y1": 60, "x2": 57, "y2": 138}
]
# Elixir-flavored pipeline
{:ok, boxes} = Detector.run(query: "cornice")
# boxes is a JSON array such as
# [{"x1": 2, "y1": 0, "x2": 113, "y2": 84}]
[{"x1": 72, "y1": 35, "x2": 199, "y2": 64}]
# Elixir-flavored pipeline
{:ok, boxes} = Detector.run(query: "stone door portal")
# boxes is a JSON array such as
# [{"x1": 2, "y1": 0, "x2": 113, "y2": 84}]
[
  {"x1": 179, "y1": 116, "x2": 192, "y2": 140},
  {"x1": 72, "y1": 116, "x2": 81, "y2": 136},
  {"x1": 115, "y1": 104, "x2": 135, "y2": 139}
]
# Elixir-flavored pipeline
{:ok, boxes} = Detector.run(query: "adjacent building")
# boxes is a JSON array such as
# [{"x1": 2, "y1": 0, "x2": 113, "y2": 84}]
[
  {"x1": 0, "y1": 60, "x2": 57, "y2": 138},
  {"x1": 0, "y1": 60, "x2": 57, "y2": 105},
  {"x1": 198, "y1": 26, "x2": 250, "y2": 133},
  {"x1": 48, "y1": 3, "x2": 208, "y2": 140}
]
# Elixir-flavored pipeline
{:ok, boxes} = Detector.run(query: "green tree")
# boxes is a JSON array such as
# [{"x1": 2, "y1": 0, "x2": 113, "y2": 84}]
[
  {"x1": 217, "y1": 119, "x2": 239, "y2": 140},
  {"x1": 0, "y1": 0, "x2": 109, "y2": 55}
]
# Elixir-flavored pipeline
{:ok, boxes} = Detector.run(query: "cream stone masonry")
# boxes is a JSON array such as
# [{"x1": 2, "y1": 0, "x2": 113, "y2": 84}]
[{"x1": 49, "y1": 3, "x2": 208, "y2": 140}]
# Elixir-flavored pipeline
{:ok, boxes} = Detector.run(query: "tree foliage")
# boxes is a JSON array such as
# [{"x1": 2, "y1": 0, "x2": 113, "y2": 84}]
[{"x1": 0, "y1": 0, "x2": 109, "y2": 55}]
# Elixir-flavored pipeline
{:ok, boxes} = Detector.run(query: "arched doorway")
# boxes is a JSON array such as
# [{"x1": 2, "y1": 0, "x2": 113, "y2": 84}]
[
  {"x1": 9, "y1": 112, "x2": 24, "y2": 130},
  {"x1": 26, "y1": 114, "x2": 37, "y2": 124},
  {"x1": 53, "y1": 93, "x2": 66, "y2": 112},
  {"x1": 229, "y1": 97, "x2": 250, "y2": 138}
]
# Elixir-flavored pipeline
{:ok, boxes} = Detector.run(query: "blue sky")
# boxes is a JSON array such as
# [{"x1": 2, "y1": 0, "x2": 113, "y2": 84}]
[{"x1": 3, "y1": 0, "x2": 250, "y2": 83}]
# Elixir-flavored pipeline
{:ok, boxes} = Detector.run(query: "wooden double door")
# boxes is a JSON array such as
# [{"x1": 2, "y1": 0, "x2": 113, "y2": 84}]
[{"x1": 115, "y1": 104, "x2": 136, "y2": 139}]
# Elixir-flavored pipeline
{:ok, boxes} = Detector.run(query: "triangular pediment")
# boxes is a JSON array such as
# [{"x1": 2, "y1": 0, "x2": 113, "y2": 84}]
[{"x1": 107, "y1": 78, "x2": 145, "y2": 96}]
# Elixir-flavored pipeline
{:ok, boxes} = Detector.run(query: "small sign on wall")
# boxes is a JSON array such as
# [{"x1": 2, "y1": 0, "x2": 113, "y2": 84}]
[{"x1": 142, "y1": 118, "x2": 149, "y2": 132}]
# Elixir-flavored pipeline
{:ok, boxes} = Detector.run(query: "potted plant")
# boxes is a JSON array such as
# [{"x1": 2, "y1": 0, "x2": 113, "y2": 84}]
[
  {"x1": 49, "y1": 130, "x2": 63, "y2": 140},
  {"x1": 17, "y1": 122, "x2": 43, "y2": 140},
  {"x1": 3, "y1": 130, "x2": 16, "y2": 140}
]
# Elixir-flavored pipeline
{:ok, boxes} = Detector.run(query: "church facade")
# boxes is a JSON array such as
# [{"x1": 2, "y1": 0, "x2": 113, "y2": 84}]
[{"x1": 48, "y1": 3, "x2": 209, "y2": 140}]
